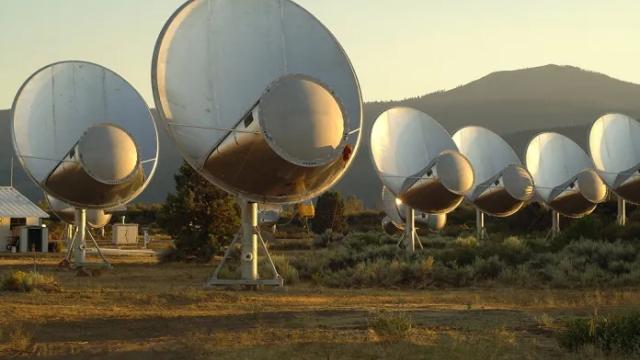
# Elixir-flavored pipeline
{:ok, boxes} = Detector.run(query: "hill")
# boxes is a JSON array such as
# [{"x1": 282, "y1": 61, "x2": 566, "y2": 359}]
[{"x1": 2, "y1": 64, "x2": 640, "y2": 207}]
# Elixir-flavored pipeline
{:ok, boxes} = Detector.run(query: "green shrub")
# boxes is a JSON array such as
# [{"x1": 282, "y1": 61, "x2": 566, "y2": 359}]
[
  {"x1": 313, "y1": 229, "x2": 344, "y2": 248},
  {"x1": 472, "y1": 256, "x2": 505, "y2": 280},
  {"x1": 558, "y1": 312, "x2": 640, "y2": 354},
  {"x1": 551, "y1": 216, "x2": 606, "y2": 250},
  {"x1": 158, "y1": 163, "x2": 240, "y2": 263},
  {"x1": 271, "y1": 255, "x2": 299, "y2": 285},
  {"x1": 482, "y1": 236, "x2": 532, "y2": 266},
  {"x1": 311, "y1": 191, "x2": 348, "y2": 235},
  {"x1": 290, "y1": 232, "x2": 640, "y2": 289},
  {"x1": 1, "y1": 271, "x2": 61, "y2": 293},
  {"x1": 369, "y1": 311, "x2": 413, "y2": 341},
  {"x1": 432, "y1": 262, "x2": 473, "y2": 287},
  {"x1": 270, "y1": 237, "x2": 313, "y2": 251}
]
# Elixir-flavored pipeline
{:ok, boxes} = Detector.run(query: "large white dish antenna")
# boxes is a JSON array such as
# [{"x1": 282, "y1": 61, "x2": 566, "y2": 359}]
[
  {"x1": 590, "y1": 113, "x2": 640, "y2": 204},
  {"x1": 152, "y1": 0, "x2": 362, "y2": 204},
  {"x1": 11, "y1": 61, "x2": 159, "y2": 209},
  {"x1": 371, "y1": 107, "x2": 474, "y2": 214},
  {"x1": 526, "y1": 132, "x2": 606, "y2": 218},
  {"x1": 381, "y1": 186, "x2": 446, "y2": 232},
  {"x1": 46, "y1": 194, "x2": 113, "y2": 229},
  {"x1": 453, "y1": 126, "x2": 534, "y2": 217}
]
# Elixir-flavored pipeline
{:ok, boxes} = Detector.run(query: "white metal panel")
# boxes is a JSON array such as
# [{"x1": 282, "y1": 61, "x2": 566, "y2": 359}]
[
  {"x1": 11, "y1": 62, "x2": 158, "y2": 209},
  {"x1": 46, "y1": 194, "x2": 112, "y2": 229},
  {"x1": 12, "y1": 62, "x2": 158, "y2": 185},
  {"x1": 526, "y1": 133, "x2": 593, "y2": 203},
  {"x1": 153, "y1": 0, "x2": 362, "y2": 169},
  {"x1": 381, "y1": 186, "x2": 403, "y2": 225},
  {"x1": 0, "y1": 187, "x2": 48, "y2": 218},
  {"x1": 453, "y1": 126, "x2": 521, "y2": 193},
  {"x1": 370, "y1": 107, "x2": 457, "y2": 195},
  {"x1": 381, "y1": 186, "x2": 447, "y2": 231},
  {"x1": 590, "y1": 113, "x2": 640, "y2": 188}
]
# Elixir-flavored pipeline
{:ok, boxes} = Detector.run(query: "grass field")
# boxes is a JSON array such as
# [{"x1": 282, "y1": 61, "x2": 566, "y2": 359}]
[{"x1": 0, "y1": 254, "x2": 638, "y2": 359}]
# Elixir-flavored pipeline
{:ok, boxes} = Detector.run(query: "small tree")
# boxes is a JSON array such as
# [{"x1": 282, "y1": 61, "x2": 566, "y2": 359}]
[
  {"x1": 311, "y1": 191, "x2": 348, "y2": 235},
  {"x1": 158, "y1": 163, "x2": 239, "y2": 262}
]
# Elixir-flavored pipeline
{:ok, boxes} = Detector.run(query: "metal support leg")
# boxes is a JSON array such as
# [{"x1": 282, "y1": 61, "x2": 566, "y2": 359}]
[
  {"x1": 396, "y1": 232, "x2": 405, "y2": 248},
  {"x1": 86, "y1": 230, "x2": 112, "y2": 269},
  {"x1": 551, "y1": 211, "x2": 561, "y2": 239},
  {"x1": 60, "y1": 209, "x2": 111, "y2": 270},
  {"x1": 617, "y1": 197, "x2": 627, "y2": 227},
  {"x1": 476, "y1": 210, "x2": 488, "y2": 241},
  {"x1": 396, "y1": 209, "x2": 424, "y2": 251},
  {"x1": 404, "y1": 207, "x2": 416, "y2": 253},
  {"x1": 241, "y1": 202, "x2": 259, "y2": 281},
  {"x1": 209, "y1": 232, "x2": 240, "y2": 282},
  {"x1": 255, "y1": 228, "x2": 283, "y2": 283},
  {"x1": 74, "y1": 209, "x2": 87, "y2": 265},
  {"x1": 476, "y1": 210, "x2": 483, "y2": 241},
  {"x1": 61, "y1": 226, "x2": 79, "y2": 265},
  {"x1": 65, "y1": 224, "x2": 74, "y2": 248},
  {"x1": 206, "y1": 200, "x2": 283, "y2": 287}
]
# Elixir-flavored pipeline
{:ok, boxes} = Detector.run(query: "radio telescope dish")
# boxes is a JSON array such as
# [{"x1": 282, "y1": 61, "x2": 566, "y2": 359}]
[
  {"x1": 371, "y1": 107, "x2": 474, "y2": 215},
  {"x1": 153, "y1": 0, "x2": 362, "y2": 287},
  {"x1": 12, "y1": 61, "x2": 158, "y2": 269},
  {"x1": 526, "y1": 133, "x2": 606, "y2": 218},
  {"x1": 453, "y1": 127, "x2": 534, "y2": 217},
  {"x1": 11, "y1": 61, "x2": 158, "y2": 209},
  {"x1": 46, "y1": 194, "x2": 112, "y2": 229},
  {"x1": 381, "y1": 186, "x2": 446, "y2": 233},
  {"x1": 152, "y1": 0, "x2": 361, "y2": 205},
  {"x1": 590, "y1": 113, "x2": 640, "y2": 205}
]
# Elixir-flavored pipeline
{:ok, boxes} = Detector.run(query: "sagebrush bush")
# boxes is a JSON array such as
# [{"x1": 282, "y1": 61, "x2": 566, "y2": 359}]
[
  {"x1": 289, "y1": 232, "x2": 640, "y2": 289},
  {"x1": 271, "y1": 255, "x2": 299, "y2": 285},
  {"x1": 558, "y1": 312, "x2": 640, "y2": 354},
  {"x1": 1, "y1": 324, "x2": 33, "y2": 353},
  {"x1": 1, "y1": 271, "x2": 61, "y2": 293},
  {"x1": 369, "y1": 311, "x2": 413, "y2": 341}
]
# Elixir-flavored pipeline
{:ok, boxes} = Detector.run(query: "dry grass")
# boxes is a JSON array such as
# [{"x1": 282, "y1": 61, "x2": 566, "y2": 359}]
[
  {"x1": 1, "y1": 270, "x2": 61, "y2": 293},
  {"x1": 0, "y1": 254, "x2": 637, "y2": 359}
]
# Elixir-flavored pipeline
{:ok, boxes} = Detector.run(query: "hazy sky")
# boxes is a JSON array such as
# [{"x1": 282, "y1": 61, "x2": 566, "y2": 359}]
[{"x1": 1, "y1": 0, "x2": 639, "y2": 109}]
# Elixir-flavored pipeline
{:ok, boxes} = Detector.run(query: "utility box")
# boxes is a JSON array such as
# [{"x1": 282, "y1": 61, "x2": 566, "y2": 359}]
[
  {"x1": 112, "y1": 224, "x2": 139, "y2": 245},
  {"x1": 297, "y1": 202, "x2": 315, "y2": 218},
  {"x1": 18, "y1": 226, "x2": 48, "y2": 253}
]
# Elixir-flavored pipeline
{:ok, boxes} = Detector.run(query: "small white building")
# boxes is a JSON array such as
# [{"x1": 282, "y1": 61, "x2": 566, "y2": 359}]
[{"x1": 0, "y1": 187, "x2": 49, "y2": 252}]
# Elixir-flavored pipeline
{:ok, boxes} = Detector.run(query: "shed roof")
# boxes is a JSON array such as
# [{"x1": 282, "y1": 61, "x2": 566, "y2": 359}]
[{"x1": 0, "y1": 187, "x2": 49, "y2": 218}]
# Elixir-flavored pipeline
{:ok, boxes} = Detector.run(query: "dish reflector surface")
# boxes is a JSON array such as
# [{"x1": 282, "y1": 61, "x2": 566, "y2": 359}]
[
  {"x1": 371, "y1": 107, "x2": 473, "y2": 213},
  {"x1": 11, "y1": 61, "x2": 158, "y2": 209},
  {"x1": 526, "y1": 132, "x2": 606, "y2": 217},
  {"x1": 589, "y1": 113, "x2": 640, "y2": 204},
  {"x1": 46, "y1": 194, "x2": 113, "y2": 229},
  {"x1": 152, "y1": 0, "x2": 362, "y2": 204},
  {"x1": 381, "y1": 186, "x2": 446, "y2": 231},
  {"x1": 453, "y1": 126, "x2": 534, "y2": 217}
]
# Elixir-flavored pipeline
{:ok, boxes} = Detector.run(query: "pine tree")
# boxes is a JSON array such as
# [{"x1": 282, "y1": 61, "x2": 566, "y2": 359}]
[
  {"x1": 158, "y1": 163, "x2": 240, "y2": 262},
  {"x1": 311, "y1": 191, "x2": 348, "y2": 235}
]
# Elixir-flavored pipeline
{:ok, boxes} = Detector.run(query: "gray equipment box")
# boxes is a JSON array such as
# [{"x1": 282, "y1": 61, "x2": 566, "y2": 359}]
[{"x1": 112, "y1": 224, "x2": 138, "y2": 245}]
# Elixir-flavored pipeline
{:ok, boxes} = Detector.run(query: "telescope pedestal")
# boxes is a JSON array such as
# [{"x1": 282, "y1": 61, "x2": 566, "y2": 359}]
[
  {"x1": 546, "y1": 210, "x2": 561, "y2": 240},
  {"x1": 476, "y1": 210, "x2": 489, "y2": 241},
  {"x1": 617, "y1": 197, "x2": 627, "y2": 227},
  {"x1": 397, "y1": 207, "x2": 424, "y2": 253},
  {"x1": 207, "y1": 201, "x2": 283, "y2": 288},
  {"x1": 59, "y1": 209, "x2": 112, "y2": 270}
]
